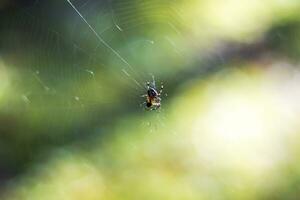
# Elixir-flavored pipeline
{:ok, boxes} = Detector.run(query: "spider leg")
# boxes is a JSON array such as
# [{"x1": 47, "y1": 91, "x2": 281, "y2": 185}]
[
  {"x1": 146, "y1": 81, "x2": 150, "y2": 89},
  {"x1": 158, "y1": 82, "x2": 164, "y2": 95},
  {"x1": 140, "y1": 102, "x2": 147, "y2": 107},
  {"x1": 151, "y1": 74, "x2": 156, "y2": 88}
]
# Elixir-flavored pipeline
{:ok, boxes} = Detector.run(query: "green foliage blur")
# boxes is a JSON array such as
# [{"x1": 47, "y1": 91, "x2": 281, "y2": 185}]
[{"x1": 1, "y1": 0, "x2": 300, "y2": 199}]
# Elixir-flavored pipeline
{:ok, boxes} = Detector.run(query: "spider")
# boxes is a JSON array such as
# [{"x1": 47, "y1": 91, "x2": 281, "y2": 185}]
[{"x1": 142, "y1": 77, "x2": 163, "y2": 110}]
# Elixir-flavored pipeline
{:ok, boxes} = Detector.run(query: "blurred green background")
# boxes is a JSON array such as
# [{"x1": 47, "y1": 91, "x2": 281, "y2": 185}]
[{"x1": 1, "y1": 0, "x2": 300, "y2": 199}]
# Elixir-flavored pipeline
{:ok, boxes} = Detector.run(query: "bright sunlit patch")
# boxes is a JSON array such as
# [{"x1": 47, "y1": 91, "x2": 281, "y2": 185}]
[
  {"x1": 188, "y1": 67, "x2": 298, "y2": 178},
  {"x1": 205, "y1": 94, "x2": 267, "y2": 143},
  {"x1": 179, "y1": 0, "x2": 300, "y2": 42},
  {"x1": 202, "y1": 0, "x2": 271, "y2": 40}
]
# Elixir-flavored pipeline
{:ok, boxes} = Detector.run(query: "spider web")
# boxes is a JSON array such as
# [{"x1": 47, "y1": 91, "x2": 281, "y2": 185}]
[{"x1": 0, "y1": 0, "x2": 187, "y2": 143}]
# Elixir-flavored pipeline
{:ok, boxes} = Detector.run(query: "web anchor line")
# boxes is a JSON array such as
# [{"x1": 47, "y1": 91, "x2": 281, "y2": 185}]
[{"x1": 66, "y1": 0, "x2": 144, "y2": 89}]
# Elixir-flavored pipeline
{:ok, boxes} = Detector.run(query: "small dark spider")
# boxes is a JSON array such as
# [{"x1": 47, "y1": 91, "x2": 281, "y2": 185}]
[{"x1": 142, "y1": 77, "x2": 163, "y2": 110}]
